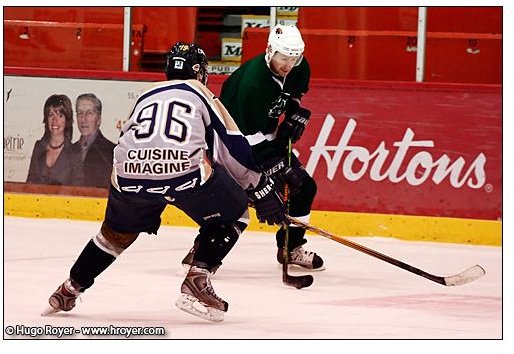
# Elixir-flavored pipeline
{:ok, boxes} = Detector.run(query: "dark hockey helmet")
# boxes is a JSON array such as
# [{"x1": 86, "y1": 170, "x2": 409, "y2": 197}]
[{"x1": 165, "y1": 42, "x2": 209, "y2": 85}]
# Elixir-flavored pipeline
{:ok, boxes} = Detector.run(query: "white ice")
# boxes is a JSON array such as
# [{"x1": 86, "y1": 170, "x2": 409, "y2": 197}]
[{"x1": 1, "y1": 216, "x2": 503, "y2": 352}]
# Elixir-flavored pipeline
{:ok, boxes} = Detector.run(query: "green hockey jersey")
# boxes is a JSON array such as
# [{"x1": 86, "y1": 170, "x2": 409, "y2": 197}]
[{"x1": 220, "y1": 53, "x2": 310, "y2": 162}]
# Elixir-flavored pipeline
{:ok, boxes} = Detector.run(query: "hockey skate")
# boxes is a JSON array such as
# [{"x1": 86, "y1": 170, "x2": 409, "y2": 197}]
[
  {"x1": 175, "y1": 266, "x2": 228, "y2": 322},
  {"x1": 41, "y1": 278, "x2": 82, "y2": 316},
  {"x1": 180, "y1": 240, "x2": 220, "y2": 276},
  {"x1": 179, "y1": 240, "x2": 198, "y2": 276},
  {"x1": 277, "y1": 246, "x2": 325, "y2": 271}
]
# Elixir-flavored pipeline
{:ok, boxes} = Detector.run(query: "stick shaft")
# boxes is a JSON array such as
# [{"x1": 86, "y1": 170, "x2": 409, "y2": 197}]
[
  {"x1": 288, "y1": 216, "x2": 448, "y2": 285},
  {"x1": 281, "y1": 142, "x2": 313, "y2": 288}
]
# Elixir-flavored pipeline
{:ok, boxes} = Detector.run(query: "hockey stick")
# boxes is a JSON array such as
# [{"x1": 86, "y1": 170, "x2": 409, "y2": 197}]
[
  {"x1": 287, "y1": 216, "x2": 485, "y2": 286},
  {"x1": 281, "y1": 139, "x2": 313, "y2": 289}
]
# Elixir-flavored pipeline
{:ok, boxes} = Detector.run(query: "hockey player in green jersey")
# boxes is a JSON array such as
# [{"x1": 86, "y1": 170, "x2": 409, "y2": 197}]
[
  {"x1": 221, "y1": 24, "x2": 324, "y2": 271},
  {"x1": 183, "y1": 24, "x2": 324, "y2": 271}
]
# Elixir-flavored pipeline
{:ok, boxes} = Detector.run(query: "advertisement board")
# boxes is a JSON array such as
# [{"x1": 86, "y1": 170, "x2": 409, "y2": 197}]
[
  {"x1": 4, "y1": 71, "x2": 501, "y2": 221},
  {"x1": 298, "y1": 81, "x2": 501, "y2": 220},
  {"x1": 4, "y1": 75, "x2": 153, "y2": 184}
]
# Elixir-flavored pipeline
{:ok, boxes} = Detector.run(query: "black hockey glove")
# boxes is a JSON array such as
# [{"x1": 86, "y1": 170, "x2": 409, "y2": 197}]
[
  {"x1": 247, "y1": 175, "x2": 289, "y2": 226},
  {"x1": 276, "y1": 102, "x2": 311, "y2": 145},
  {"x1": 260, "y1": 155, "x2": 305, "y2": 196}
]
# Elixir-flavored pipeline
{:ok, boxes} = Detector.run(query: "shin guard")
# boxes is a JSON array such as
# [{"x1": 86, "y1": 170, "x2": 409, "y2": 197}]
[{"x1": 193, "y1": 221, "x2": 247, "y2": 271}]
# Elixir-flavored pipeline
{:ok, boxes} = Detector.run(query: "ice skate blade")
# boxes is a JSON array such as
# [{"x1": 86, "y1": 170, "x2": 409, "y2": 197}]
[
  {"x1": 41, "y1": 306, "x2": 61, "y2": 316},
  {"x1": 278, "y1": 264, "x2": 326, "y2": 272},
  {"x1": 175, "y1": 294, "x2": 224, "y2": 322}
]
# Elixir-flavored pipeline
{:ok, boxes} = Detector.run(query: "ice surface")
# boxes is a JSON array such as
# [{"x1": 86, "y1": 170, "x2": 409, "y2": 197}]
[{"x1": 2, "y1": 216, "x2": 503, "y2": 352}]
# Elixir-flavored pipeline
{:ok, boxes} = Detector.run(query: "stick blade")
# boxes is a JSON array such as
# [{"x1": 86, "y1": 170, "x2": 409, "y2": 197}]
[
  {"x1": 444, "y1": 265, "x2": 486, "y2": 286},
  {"x1": 283, "y1": 274, "x2": 314, "y2": 289}
]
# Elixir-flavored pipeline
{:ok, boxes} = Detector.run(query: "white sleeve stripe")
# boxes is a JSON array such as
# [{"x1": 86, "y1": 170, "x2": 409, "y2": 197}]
[
  {"x1": 245, "y1": 131, "x2": 277, "y2": 146},
  {"x1": 226, "y1": 129, "x2": 243, "y2": 136}
]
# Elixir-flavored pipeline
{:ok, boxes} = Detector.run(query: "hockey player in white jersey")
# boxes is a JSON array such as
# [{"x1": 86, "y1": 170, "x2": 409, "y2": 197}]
[{"x1": 42, "y1": 42, "x2": 288, "y2": 322}]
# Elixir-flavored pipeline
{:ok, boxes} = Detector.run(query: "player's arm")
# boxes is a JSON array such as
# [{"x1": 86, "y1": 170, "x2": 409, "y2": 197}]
[
  {"x1": 237, "y1": 86, "x2": 282, "y2": 164},
  {"x1": 197, "y1": 90, "x2": 288, "y2": 226},
  {"x1": 276, "y1": 59, "x2": 312, "y2": 146},
  {"x1": 275, "y1": 100, "x2": 311, "y2": 145},
  {"x1": 193, "y1": 82, "x2": 267, "y2": 187},
  {"x1": 260, "y1": 60, "x2": 312, "y2": 194}
]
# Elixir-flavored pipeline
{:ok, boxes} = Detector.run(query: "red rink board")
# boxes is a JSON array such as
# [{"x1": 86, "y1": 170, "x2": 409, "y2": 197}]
[
  {"x1": 6, "y1": 68, "x2": 501, "y2": 221},
  {"x1": 294, "y1": 80, "x2": 501, "y2": 221}
]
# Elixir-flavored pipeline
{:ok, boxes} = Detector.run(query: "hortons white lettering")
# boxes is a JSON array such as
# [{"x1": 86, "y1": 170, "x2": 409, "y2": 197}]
[{"x1": 305, "y1": 115, "x2": 486, "y2": 189}]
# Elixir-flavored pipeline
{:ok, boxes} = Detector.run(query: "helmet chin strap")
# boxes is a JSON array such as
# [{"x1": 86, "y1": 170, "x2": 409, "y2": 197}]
[
  {"x1": 265, "y1": 59, "x2": 275, "y2": 74},
  {"x1": 200, "y1": 71, "x2": 208, "y2": 86},
  {"x1": 196, "y1": 68, "x2": 208, "y2": 86}
]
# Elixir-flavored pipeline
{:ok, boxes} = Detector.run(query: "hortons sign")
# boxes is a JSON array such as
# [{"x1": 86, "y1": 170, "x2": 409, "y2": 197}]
[
  {"x1": 293, "y1": 81, "x2": 501, "y2": 221},
  {"x1": 295, "y1": 112, "x2": 500, "y2": 220},
  {"x1": 305, "y1": 115, "x2": 486, "y2": 189}
]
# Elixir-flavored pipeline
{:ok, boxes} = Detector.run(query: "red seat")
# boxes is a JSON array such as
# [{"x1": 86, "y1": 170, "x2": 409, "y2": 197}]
[{"x1": 4, "y1": 20, "x2": 144, "y2": 71}]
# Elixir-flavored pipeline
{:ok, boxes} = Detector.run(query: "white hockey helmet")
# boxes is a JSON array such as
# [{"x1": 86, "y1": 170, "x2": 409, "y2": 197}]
[{"x1": 265, "y1": 24, "x2": 305, "y2": 67}]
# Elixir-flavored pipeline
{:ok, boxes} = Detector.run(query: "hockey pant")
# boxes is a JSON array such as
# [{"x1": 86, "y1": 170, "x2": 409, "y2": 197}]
[
  {"x1": 69, "y1": 167, "x2": 249, "y2": 290},
  {"x1": 276, "y1": 171, "x2": 317, "y2": 249}
]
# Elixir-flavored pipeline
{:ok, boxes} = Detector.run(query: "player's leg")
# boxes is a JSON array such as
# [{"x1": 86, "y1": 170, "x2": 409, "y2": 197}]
[
  {"x1": 180, "y1": 236, "x2": 199, "y2": 272},
  {"x1": 180, "y1": 167, "x2": 249, "y2": 273},
  {"x1": 43, "y1": 186, "x2": 167, "y2": 315},
  {"x1": 172, "y1": 167, "x2": 249, "y2": 321},
  {"x1": 275, "y1": 158, "x2": 324, "y2": 271}
]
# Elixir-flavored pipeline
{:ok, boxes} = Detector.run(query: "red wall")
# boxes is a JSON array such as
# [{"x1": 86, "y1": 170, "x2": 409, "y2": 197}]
[
  {"x1": 3, "y1": 7, "x2": 196, "y2": 53},
  {"x1": 298, "y1": 7, "x2": 419, "y2": 31},
  {"x1": 426, "y1": 7, "x2": 502, "y2": 33},
  {"x1": 296, "y1": 80, "x2": 501, "y2": 220},
  {"x1": 4, "y1": 7, "x2": 501, "y2": 83},
  {"x1": 3, "y1": 7, "x2": 196, "y2": 71},
  {"x1": 3, "y1": 21, "x2": 145, "y2": 71},
  {"x1": 254, "y1": 7, "x2": 503, "y2": 83},
  {"x1": 298, "y1": 7, "x2": 502, "y2": 33},
  {"x1": 3, "y1": 7, "x2": 123, "y2": 23},
  {"x1": 242, "y1": 27, "x2": 501, "y2": 84},
  {"x1": 131, "y1": 7, "x2": 197, "y2": 52}
]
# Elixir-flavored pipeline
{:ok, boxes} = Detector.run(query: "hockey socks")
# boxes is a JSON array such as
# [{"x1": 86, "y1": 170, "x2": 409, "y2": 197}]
[{"x1": 70, "y1": 240, "x2": 116, "y2": 290}]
